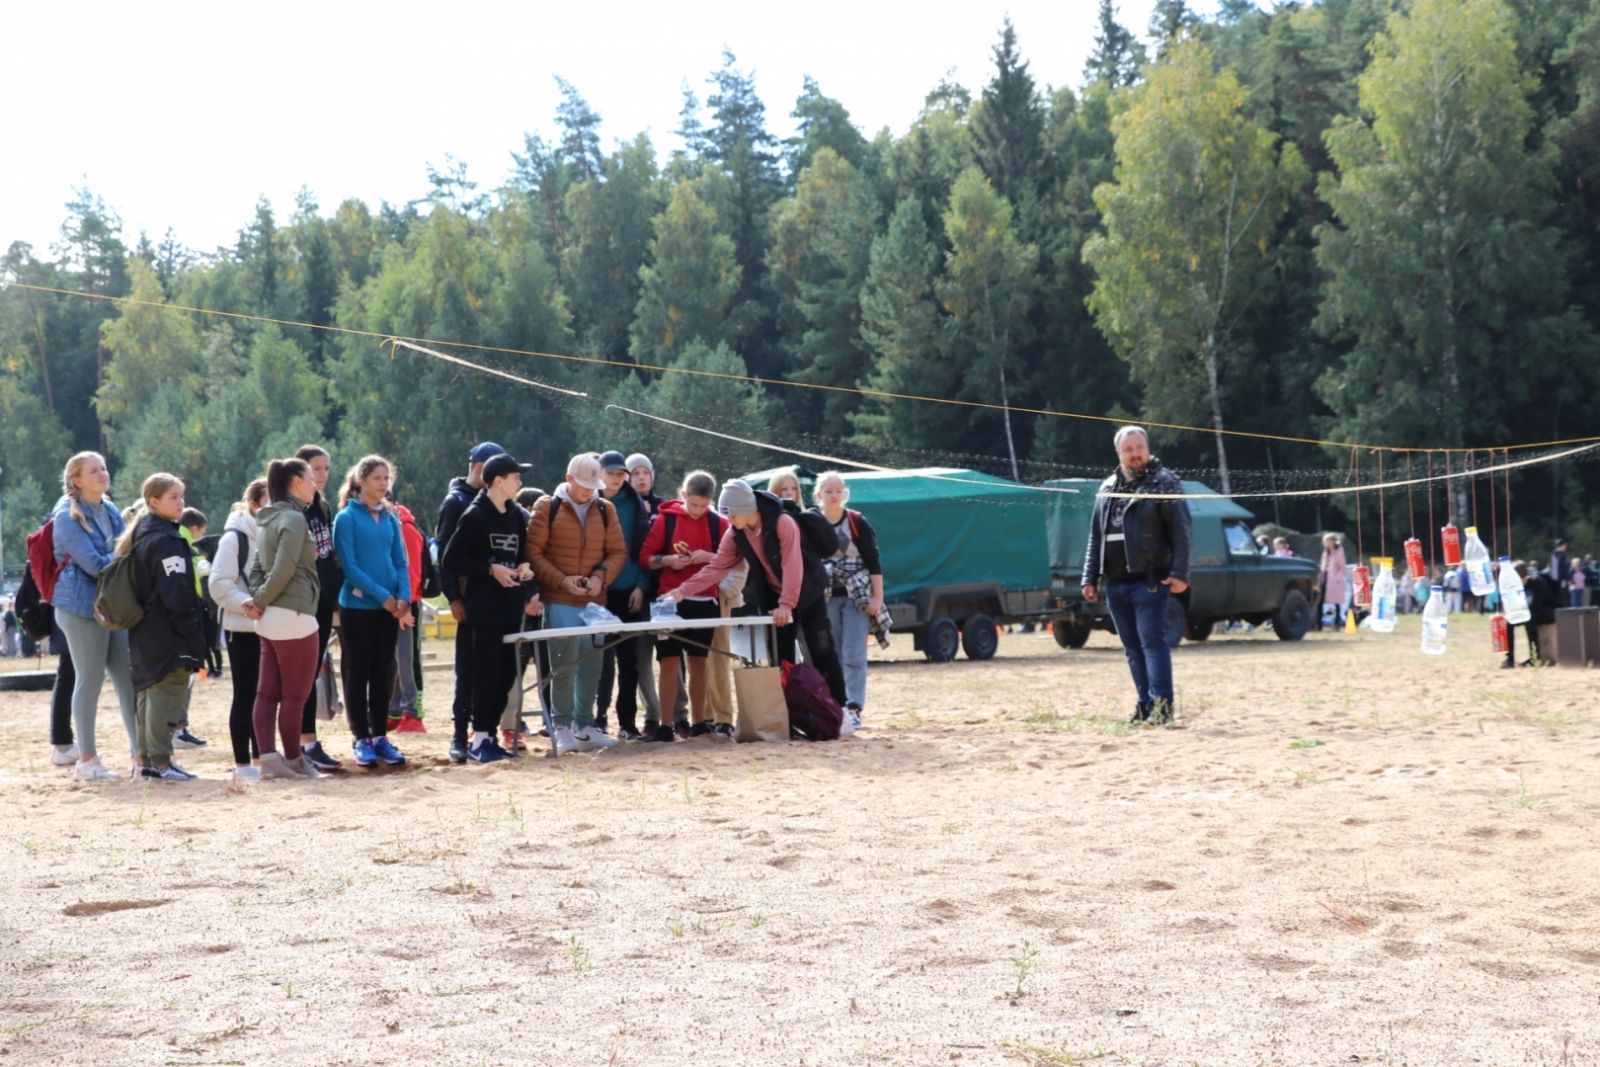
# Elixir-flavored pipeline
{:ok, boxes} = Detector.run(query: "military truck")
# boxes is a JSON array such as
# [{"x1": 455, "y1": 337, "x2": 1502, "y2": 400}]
[
  {"x1": 742, "y1": 467, "x2": 1056, "y2": 662},
  {"x1": 1044, "y1": 478, "x2": 1319, "y2": 648}
]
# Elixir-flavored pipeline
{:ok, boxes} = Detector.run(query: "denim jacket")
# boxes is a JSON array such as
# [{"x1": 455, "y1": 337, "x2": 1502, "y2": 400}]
[{"x1": 49, "y1": 494, "x2": 126, "y2": 620}]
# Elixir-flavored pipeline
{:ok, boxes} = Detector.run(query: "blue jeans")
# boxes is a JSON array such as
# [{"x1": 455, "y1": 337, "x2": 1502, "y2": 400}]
[
  {"x1": 545, "y1": 603, "x2": 601, "y2": 731},
  {"x1": 825, "y1": 596, "x2": 870, "y2": 709},
  {"x1": 1104, "y1": 582, "x2": 1173, "y2": 705}
]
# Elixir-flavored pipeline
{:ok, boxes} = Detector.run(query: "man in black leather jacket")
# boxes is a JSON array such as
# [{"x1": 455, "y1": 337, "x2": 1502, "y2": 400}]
[{"x1": 1083, "y1": 426, "x2": 1193, "y2": 726}]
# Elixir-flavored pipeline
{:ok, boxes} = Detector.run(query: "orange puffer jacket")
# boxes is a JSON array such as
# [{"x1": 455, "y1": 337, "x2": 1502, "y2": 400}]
[{"x1": 525, "y1": 492, "x2": 627, "y2": 608}]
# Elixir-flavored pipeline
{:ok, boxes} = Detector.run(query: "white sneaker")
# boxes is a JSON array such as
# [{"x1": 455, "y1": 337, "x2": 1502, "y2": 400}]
[
  {"x1": 72, "y1": 757, "x2": 119, "y2": 781},
  {"x1": 571, "y1": 727, "x2": 618, "y2": 751},
  {"x1": 552, "y1": 727, "x2": 579, "y2": 755},
  {"x1": 233, "y1": 765, "x2": 262, "y2": 783},
  {"x1": 286, "y1": 756, "x2": 326, "y2": 780},
  {"x1": 258, "y1": 752, "x2": 306, "y2": 780},
  {"x1": 52, "y1": 744, "x2": 80, "y2": 766}
]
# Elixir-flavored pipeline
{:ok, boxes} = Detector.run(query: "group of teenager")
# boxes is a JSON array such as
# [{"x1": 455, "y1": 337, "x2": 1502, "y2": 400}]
[{"x1": 39, "y1": 439, "x2": 886, "y2": 780}]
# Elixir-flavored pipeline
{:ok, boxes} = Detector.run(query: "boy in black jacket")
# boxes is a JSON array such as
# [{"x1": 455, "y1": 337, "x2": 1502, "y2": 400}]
[
  {"x1": 442, "y1": 454, "x2": 538, "y2": 763},
  {"x1": 126, "y1": 475, "x2": 208, "y2": 781}
]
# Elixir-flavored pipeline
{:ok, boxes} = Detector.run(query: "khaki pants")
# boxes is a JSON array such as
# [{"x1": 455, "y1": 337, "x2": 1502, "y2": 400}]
[
  {"x1": 706, "y1": 592, "x2": 735, "y2": 726},
  {"x1": 137, "y1": 668, "x2": 192, "y2": 763}
]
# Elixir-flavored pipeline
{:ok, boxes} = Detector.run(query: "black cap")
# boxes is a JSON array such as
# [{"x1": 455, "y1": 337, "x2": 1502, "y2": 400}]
[
  {"x1": 482, "y1": 454, "x2": 532, "y2": 485},
  {"x1": 598, "y1": 450, "x2": 628, "y2": 472}
]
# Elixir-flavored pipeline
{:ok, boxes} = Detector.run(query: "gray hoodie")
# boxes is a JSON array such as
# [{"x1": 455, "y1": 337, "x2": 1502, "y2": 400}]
[{"x1": 209, "y1": 508, "x2": 260, "y2": 633}]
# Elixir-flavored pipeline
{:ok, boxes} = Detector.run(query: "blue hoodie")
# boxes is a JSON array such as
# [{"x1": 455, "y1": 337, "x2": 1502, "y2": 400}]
[{"x1": 332, "y1": 498, "x2": 411, "y2": 612}]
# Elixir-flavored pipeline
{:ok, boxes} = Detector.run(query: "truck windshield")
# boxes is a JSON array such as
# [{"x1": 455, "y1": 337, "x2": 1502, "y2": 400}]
[{"x1": 1224, "y1": 522, "x2": 1257, "y2": 555}]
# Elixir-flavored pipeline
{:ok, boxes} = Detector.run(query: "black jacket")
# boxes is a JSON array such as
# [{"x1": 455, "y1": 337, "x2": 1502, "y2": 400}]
[
  {"x1": 811, "y1": 507, "x2": 881, "y2": 575},
  {"x1": 128, "y1": 513, "x2": 207, "y2": 690},
  {"x1": 442, "y1": 490, "x2": 531, "y2": 628},
  {"x1": 1526, "y1": 571, "x2": 1560, "y2": 626},
  {"x1": 1083, "y1": 460, "x2": 1192, "y2": 587},
  {"x1": 304, "y1": 494, "x2": 342, "y2": 618},
  {"x1": 436, "y1": 476, "x2": 477, "y2": 604},
  {"x1": 733, "y1": 491, "x2": 828, "y2": 614}
]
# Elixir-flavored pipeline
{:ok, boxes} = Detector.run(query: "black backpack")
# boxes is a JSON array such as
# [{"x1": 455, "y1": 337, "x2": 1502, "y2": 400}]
[
  {"x1": 776, "y1": 496, "x2": 839, "y2": 560},
  {"x1": 548, "y1": 495, "x2": 610, "y2": 530},
  {"x1": 14, "y1": 568, "x2": 52, "y2": 642}
]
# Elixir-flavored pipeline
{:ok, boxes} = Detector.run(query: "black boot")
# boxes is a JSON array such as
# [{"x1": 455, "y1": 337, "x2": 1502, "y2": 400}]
[
  {"x1": 1130, "y1": 701, "x2": 1151, "y2": 724},
  {"x1": 1149, "y1": 697, "x2": 1174, "y2": 727}
]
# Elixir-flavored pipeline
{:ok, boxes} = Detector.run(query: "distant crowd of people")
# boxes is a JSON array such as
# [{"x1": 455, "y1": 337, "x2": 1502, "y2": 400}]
[{"x1": 18, "y1": 443, "x2": 886, "y2": 781}]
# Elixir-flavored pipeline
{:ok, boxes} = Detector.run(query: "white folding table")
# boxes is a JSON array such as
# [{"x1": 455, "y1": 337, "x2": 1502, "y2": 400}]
[{"x1": 503, "y1": 615, "x2": 778, "y2": 758}]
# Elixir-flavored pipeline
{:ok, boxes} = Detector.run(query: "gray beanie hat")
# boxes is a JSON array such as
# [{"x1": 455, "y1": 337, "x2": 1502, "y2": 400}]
[
  {"x1": 624, "y1": 453, "x2": 653, "y2": 474},
  {"x1": 718, "y1": 479, "x2": 758, "y2": 517}
]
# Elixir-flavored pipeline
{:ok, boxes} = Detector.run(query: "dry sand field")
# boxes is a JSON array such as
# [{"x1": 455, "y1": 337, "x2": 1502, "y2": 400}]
[{"x1": 1, "y1": 615, "x2": 1596, "y2": 1067}]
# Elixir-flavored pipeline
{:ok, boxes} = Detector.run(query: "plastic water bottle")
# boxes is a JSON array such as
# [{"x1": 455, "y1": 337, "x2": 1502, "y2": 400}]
[
  {"x1": 650, "y1": 596, "x2": 680, "y2": 622},
  {"x1": 1371, "y1": 559, "x2": 1397, "y2": 633},
  {"x1": 1462, "y1": 527, "x2": 1494, "y2": 596},
  {"x1": 1497, "y1": 556, "x2": 1531, "y2": 625},
  {"x1": 1420, "y1": 586, "x2": 1448, "y2": 655}
]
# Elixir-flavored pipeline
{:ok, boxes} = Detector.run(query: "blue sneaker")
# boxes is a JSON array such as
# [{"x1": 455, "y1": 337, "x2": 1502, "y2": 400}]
[
  {"x1": 302, "y1": 740, "x2": 342, "y2": 772},
  {"x1": 468, "y1": 737, "x2": 508, "y2": 764},
  {"x1": 352, "y1": 738, "x2": 378, "y2": 767},
  {"x1": 371, "y1": 736, "x2": 406, "y2": 765}
]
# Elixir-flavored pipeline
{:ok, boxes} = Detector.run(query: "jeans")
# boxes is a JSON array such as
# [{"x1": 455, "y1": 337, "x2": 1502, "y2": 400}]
[
  {"x1": 342, "y1": 607, "x2": 399, "y2": 740},
  {"x1": 389, "y1": 602, "x2": 421, "y2": 716},
  {"x1": 545, "y1": 602, "x2": 602, "y2": 731},
  {"x1": 1104, "y1": 581, "x2": 1174, "y2": 705},
  {"x1": 825, "y1": 595, "x2": 870, "y2": 709},
  {"x1": 55, "y1": 608, "x2": 138, "y2": 759},
  {"x1": 595, "y1": 587, "x2": 646, "y2": 731},
  {"x1": 136, "y1": 668, "x2": 191, "y2": 764}
]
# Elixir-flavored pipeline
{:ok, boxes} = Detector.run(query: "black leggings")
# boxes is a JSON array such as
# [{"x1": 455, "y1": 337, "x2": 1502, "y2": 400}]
[
  {"x1": 50, "y1": 619, "x2": 76, "y2": 746},
  {"x1": 468, "y1": 622, "x2": 518, "y2": 734},
  {"x1": 596, "y1": 588, "x2": 646, "y2": 731},
  {"x1": 341, "y1": 608, "x2": 398, "y2": 740},
  {"x1": 226, "y1": 630, "x2": 262, "y2": 764},
  {"x1": 776, "y1": 596, "x2": 848, "y2": 708},
  {"x1": 300, "y1": 601, "x2": 336, "y2": 735}
]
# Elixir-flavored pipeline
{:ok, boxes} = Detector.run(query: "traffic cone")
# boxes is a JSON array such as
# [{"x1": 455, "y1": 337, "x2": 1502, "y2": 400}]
[{"x1": 1344, "y1": 609, "x2": 1358, "y2": 634}]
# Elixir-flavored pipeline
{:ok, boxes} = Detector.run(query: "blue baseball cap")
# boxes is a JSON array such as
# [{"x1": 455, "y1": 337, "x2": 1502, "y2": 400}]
[{"x1": 468, "y1": 442, "x2": 507, "y2": 465}]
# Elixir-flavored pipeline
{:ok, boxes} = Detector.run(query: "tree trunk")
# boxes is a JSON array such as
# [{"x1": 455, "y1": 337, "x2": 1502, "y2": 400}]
[
  {"x1": 1203, "y1": 330, "x2": 1230, "y2": 495},
  {"x1": 998, "y1": 361, "x2": 1020, "y2": 482}
]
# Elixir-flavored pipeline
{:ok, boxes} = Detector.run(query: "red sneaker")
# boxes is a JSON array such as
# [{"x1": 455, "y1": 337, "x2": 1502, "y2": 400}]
[
  {"x1": 395, "y1": 713, "x2": 427, "y2": 734},
  {"x1": 500, "y1": 729, "x2": 526, "y2": 752}
]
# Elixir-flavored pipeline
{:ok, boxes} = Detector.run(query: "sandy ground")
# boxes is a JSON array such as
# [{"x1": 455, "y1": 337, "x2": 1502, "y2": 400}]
[{"x1": 0, "y1": 615, "x2": 1597, "y2": 1067}]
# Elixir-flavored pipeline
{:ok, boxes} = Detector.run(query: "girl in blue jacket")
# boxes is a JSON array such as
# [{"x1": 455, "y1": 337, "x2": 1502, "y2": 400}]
[
  {"x1": 332, "y1": 455, "x2": 413, "y2": 768},
  {"x1": 49, "y1": 452, "x2": 138, "y2": 780}
]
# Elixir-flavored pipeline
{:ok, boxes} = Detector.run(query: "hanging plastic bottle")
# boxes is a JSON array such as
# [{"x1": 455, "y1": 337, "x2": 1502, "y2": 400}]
[
  {"x1": 1371, "y1": 558, "x2": 1397, "y2": 633},
  {"x1": 1420, "y1": 585, "x2": 1449, "y2": 655},
  {"x1": 1440, "y1": 522, "x2": 1462, "y2": 565},
  {"x1": 1490, "y1": 614, "x2": 1509, "y2": 654},
  {"x1": 1461, "y1": 527, "x2": 1494, "y2": 596},
  {"x1": 1403, "y1": 537, "x2": 1426, "y2": 580},
  {"x1": 1352, "y1": 564, "x2": 1372, "y2": 609},
  {"x1": 1496, "y1": 556, "x2": 1531, "y2": 625}
]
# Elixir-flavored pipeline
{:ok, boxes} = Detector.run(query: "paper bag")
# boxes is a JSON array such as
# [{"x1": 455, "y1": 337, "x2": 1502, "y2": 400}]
[{"x1": 733, "y1": 666, "x2": 788, "y2": 743}]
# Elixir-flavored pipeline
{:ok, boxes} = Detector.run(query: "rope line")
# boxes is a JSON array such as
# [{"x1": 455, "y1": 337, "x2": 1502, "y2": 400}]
[{"x1": 8, "y1": 279, "x2": 1600, "y2": 457}]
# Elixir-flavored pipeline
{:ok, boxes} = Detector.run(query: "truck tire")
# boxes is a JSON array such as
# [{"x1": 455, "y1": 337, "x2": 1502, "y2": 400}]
[
  {"x1": 1051, "y1": 617, "x2": 1091, "y2": 649},
  {"x1": 961, "y1": 614, "x2": 999, "y2": 660},
  {"x1": 1272, "y1": 590, "x2": 1311, "y2": 641},
  {"x1": 924, "y1": 617, "x2": 961, "y2": 663},
  {"x1": 1165, "y1": 599, "x2": 1186, "y2": 649},
  {"x1": 0, "y1": 670, "x2": 55, "y2": 693},
  {"x1": 1185, "y1": 618, "x2": 1214, "y2": 642}
]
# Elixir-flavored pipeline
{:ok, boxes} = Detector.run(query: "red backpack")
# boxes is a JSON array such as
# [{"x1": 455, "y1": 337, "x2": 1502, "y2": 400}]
[
  {"x1": 780, "y1": 661, "x2": 844, "y2": 741},
  {"x1": 26, "y1": 519, "x2": 65, "y2": 603}
]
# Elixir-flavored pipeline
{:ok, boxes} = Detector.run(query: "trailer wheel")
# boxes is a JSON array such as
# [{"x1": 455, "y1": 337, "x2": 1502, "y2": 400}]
[
  {"x1": 1185, "y1": 618, "x2": 1214, "y2": 642},
  {"x1": 961, "y1": 614, "x2": 999, "y2": 660},
  {"x1": 1272, "y1": 590, "x2": 1311, "y2": 641},
  {"x1": 1051, "y1": 617, "x2": 1091, "y2": 649},
  {"x1": 924, "y1": 617, "x2": 961, "y2": 663},
  {"x1": 0, "y1": 670, "x2": 56, "y2": 693}
]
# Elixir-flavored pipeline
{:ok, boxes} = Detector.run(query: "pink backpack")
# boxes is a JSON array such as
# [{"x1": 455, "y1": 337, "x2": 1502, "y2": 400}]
[{"x1": 780, "y1": 661, "x2": 843, "y2": 742}]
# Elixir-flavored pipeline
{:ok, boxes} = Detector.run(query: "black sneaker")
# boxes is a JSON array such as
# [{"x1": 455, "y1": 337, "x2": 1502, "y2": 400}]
[
  {"x1": 448, "y1": 735, "x2": 470, "y2": 763},
  {"x1": 593, "y1": 714, "x2": 609, "y2": 734},
  {"x1": 689, "y1": 721, "x2": 714, "y2": 737},
  {"x1": 647, "y1": 724, "x2": 676, "y2": 743},
  {"x1": 302, "y1": 741, "x2": 343, "y2": 772},
  {"x1": 1130, "y1": 702, "x2": 1151, "y2": 724},
  {"x1": 713, "y1": 723, "x2": 735, "y2": 739},
  {"x1": 141, "y1": 763, "x2": 196, "y2": 781},
  {"x1": 1148, "y1": 698, "x2": 1173, "y2": 727},
  {"x1": 173, "y1": 728, "x2": 208, "y2": 749},
  {"x1": 618, "y1": 726, "x2": 643, "y2": 742},
  {"x1": 673, "y1": 720, "x2": 692, "y2": 740}
]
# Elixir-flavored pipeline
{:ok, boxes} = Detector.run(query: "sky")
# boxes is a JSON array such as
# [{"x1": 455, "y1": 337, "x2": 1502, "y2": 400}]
[{"x1": 2, "y1": 0, "x2": 1221, "y2": 258}]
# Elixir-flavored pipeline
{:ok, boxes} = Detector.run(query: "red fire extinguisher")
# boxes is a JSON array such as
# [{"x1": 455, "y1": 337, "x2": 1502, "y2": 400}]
[
  {"x1": 1440, "y1": 523, "x2": 1462, "y2": 565},
  {"x1": 1352, "y1": 564, "x2": 1372, "y2": 608},
  {"x1": 1491, "y1": 614, "x2": 1509, "y2": 654},
  {"x1": 1404, "y1": 538, "x2": 1425, "y2": 579}
]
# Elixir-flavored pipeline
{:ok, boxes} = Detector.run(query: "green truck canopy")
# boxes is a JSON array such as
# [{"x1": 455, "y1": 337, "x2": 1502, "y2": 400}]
[
  {"x1": 742, "y1": 467, "x2": 1055, "y2": 603},
  {"x1": 1044, "y1": 477, "x2": 1253, "y2": 580}
]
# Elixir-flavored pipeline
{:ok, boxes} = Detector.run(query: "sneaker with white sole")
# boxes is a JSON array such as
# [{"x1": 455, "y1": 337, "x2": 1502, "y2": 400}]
[
  {"x1": 172, "y1": 728, "x2": 208, "y2": 749},
  {"x1": 141, "y1": 763, "x2": 197, "y2": 782},
  {"x1": 258, "y1": 752, "x2": 305, "y2": 780},
  {"x1": 72, "y1": 757, "x2": 118, "y2": 781},
  {"x1": 52, "y1": 744, "x2": 81, "y2": 766},
  {"x1": 286, "y1": 755, "x2": 326, "y2": 780},
  {"x1": 552, "y1": 727, "x2": 579, "y2": 756},
  {"x1": 571, "y1": 727, "x2": 618, "y2": 751},
  {"x1": 233, "y1": 765, "x2": 262, "y2": 783}
]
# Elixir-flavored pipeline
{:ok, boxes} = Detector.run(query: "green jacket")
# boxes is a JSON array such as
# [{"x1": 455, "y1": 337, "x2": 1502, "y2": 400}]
[{"x1": 248, "y1": 498, "x2": 321, "y2": 617}]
